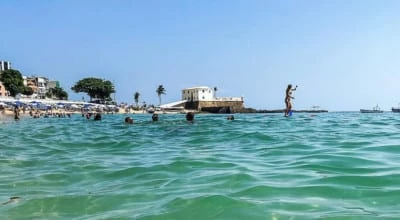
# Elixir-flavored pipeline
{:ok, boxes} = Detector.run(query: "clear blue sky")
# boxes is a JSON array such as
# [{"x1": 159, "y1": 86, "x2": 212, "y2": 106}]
[{"x1": 1, "y1": 0, "x2": 400, "y2": 111}]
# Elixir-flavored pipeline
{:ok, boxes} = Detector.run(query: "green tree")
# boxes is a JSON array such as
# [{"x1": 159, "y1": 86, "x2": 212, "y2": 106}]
[
  {"x1": 56, "y1": 88, "x2": 68, "y2": 100},
  {"x1": 71, "y1": 77, "x2": 115, "y2": 102},
  {"x1": 45, "y1": 90, "x2": 52, "y2": 99},
  {"x1": 134, "y1": 92, "x2": 140, "y2": 107},
  {"x1": 22, "y1": 86, "x2": 34, "y2": 96},
  {"x1": 156, "y1": 85, "x2": 166, "y2": 106},
  {"x1": 0, "y1": 69, "x2": 25, "y2": 97},
  {"x1": 46, "y1": 87, "x2": 68, "y2": 100}
]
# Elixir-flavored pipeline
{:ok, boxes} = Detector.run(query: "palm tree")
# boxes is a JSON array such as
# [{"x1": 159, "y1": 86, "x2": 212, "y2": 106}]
[
  {"x1": 214, "y1": 86, "x2": 218, "y2": 98},
  {"x1": 134, "y1": 92, "x2": 140, "y2": 108},
  {"x1": 156, "y1": 85, "x2": 166, "y2": 106}
]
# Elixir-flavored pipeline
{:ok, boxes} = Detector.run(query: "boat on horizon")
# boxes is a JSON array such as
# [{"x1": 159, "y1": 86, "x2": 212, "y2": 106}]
[
  {"x1": 392, "y1": 103, "x2": 400, "y2": 113},
  {"x1": 360, "y1": 105, "x2": 383, "y2": 113}
]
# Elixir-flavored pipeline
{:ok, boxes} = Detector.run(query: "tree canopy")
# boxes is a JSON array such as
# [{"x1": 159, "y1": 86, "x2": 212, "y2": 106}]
[
  {"x1": 22, "y1": 86, "x2": 34, "y2": 96},
  {"x1": 134, "y1": 92, "x2": 140, "y2": 107},
  {"x1": 0, "y1": 69, "x2": 25, "y2": 97},
  {"x1": 156, "y1": 85, "x2": 166, "y2": 106},
  {"x1": 71, "y1": 77, "x2": 115, "y2": 102},
  {"x1": 46, "y1": 87, "x2": 68, "y2": 100}
]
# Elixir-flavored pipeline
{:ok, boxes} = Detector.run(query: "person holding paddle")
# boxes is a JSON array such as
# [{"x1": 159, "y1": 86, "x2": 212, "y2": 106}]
[{"x1": 285, "y1": 84, "x2": 297, "y2": 117}]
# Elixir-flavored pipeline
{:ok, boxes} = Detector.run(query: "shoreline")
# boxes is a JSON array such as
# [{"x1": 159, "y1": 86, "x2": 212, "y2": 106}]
[{"x1": 0, "y1": 108, "x2": 196, "y2": 119}]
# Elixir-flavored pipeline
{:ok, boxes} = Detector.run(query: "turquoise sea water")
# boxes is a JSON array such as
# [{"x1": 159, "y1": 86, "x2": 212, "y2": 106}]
[{"x1": 1, "y1": 112, "x2": 400, "y2": 219}]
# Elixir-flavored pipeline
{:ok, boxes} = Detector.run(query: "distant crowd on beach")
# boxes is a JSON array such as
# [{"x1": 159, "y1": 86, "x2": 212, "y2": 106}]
[
  {"x1": 4, "y1": 104, "x2": 235, "y2": 123},
  {"x1": 9, "y1": 105, "x2": 72, "y2": 120}
]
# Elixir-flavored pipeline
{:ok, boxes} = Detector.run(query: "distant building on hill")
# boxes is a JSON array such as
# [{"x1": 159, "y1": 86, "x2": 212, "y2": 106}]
[
  {"x1": 0, "y1": 61, "x2": 12, "y2": 96},
  {"x1": 181, "y1": 86, "x2": 244, "y2": 113},
  {"x1": 47, "y1": 80, "x2": 60, "y2": 89},
  {"x1": 36, "y1": 77, "x2": 48, "y2": 99},
  {"x1": 0, "y1": 60, "x2": 63, "y2": 99},
  {"x1": 0, "y1": 81, "x2": 10, "y2": 97},
  {"x1": 0, "y1": 61, "x2": 11, "y2": 71},
  {"x1": 23, "y1": 76, "x2": 48, "y2": 99},
  {"x1": 23, "y1": 76, "x2": 60, "y2": 99}
]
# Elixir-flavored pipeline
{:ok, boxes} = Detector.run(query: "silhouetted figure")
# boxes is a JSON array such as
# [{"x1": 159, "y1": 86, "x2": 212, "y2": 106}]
[
  {"x1": 94, "y1": 113, "x2": 102, "y2": 121},
  {"x1": 285, "y1": 84, "x2": 298, "y2": 117},
  {"x1": 152, "y1": 113, "x2": 159, "y2": 122},
  {"x1": 227, "y1": 115, "x2": 235, "y2": 120},
  {"x1": 125, "y1": 116, "x2": 134, "y2": 124},
  {"x1": 186, "y1": 112, "x2": 194, "y2": 122},
  {"x1": 86, "y1": 113, "x2": 93, "y2": 119},
  {"x1": 14, "y1": 106, "x2": 20, "y2": 120}
]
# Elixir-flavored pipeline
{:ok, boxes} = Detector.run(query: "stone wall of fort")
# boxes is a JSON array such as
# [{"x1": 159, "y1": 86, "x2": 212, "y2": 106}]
[{"x1": 185, "y1": 100, "x2": 244, "y2": 113}]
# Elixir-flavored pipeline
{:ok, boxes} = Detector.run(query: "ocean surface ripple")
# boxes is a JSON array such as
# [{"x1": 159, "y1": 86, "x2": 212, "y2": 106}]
[{"x1": 1, "y1": 113, "x2": 400, "y2": 219}]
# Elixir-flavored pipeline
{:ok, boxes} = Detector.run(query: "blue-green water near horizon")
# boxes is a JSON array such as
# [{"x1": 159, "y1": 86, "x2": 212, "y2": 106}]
[{"x1": 1, "y1": 112, "x2": 400, "y2": 219}]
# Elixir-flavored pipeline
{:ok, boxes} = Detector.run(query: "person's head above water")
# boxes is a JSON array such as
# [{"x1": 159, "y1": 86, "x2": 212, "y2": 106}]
[
  {"x1": 227, "y1": 115, "x2": 234, "y2": 120},
  {"x1": 152, "y1": 113, "x2": 159, "y2": 122},
  {"x1": 125, "y1": 116, "x2": 134, "y2": 124},
  {"x1": 94, "y1": 113, "x2": 102, "y2": 121},
  {"x1": 186, "y1": 112, "x2": 194, "y2": 122}
]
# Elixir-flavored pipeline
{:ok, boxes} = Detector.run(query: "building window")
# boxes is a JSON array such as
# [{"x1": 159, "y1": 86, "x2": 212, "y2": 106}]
[
  {"x1": 202, "y1": 96, "x2": 205, "y2": 99},
  {"x1": 202, "y1": 90, "x2": 205, "y2": 93}
]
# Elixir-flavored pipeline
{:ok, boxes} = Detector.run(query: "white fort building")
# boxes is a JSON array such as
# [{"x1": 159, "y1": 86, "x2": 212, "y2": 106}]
[
  {"x1": 163, "y1": 86, "x2": 244, "y2": 113},
  {"x1": 182, "y1": 86, "x2": 215, "y2": 101}
]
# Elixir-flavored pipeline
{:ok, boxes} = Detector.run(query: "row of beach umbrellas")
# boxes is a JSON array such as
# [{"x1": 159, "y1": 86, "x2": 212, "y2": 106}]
[{"x1": 0, "y1": 100, "x2": 119, "y2": 112}]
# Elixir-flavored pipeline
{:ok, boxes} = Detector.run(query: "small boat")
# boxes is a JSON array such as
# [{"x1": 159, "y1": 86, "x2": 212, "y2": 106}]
[
  {"x1": 392, "y1": 103, "x2": 400, "y2": 113},
  {"x1": 360, "y1": 105, "x2": 383, "y2": 113},
  {"x1": 392, "y1": 108, "x2": 400, "y2": 113}
]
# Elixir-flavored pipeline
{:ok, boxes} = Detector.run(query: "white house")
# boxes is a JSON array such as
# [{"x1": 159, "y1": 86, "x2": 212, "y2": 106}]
[
  {"x1": 182, "y1": 86, "x2": 215, "y2": 101},
  {"x1": 0, "y1": 61, "x2": 11, "y2": 71},
  {"x1": 181, "y1": 86, "x2": 243, "y2": 102},
  {"x1": 22, "y1": 76, "x2": 50, "y2": 99}
]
